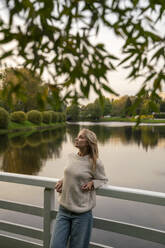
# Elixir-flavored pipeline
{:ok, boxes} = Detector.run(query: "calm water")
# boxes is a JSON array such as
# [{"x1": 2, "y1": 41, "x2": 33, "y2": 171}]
[{"x1": 0, "y1": 122, "x2": 165, "y2": 248}]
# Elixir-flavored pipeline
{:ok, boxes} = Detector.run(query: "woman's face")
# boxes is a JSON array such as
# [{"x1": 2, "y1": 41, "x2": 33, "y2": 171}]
[{"x1": 74, "y1": 131, "x2": 88, "y2": 149}]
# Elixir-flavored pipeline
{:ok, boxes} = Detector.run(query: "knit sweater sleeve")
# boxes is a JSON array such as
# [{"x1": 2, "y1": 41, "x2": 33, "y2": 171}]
[{"x1": 92, "y1": 159, "x2": 108, "y2": 189}]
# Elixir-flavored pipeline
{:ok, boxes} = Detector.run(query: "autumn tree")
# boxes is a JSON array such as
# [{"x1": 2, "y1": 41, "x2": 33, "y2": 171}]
[{"x1": 0, "y1": 67, "x2": 48, "y2": 111}]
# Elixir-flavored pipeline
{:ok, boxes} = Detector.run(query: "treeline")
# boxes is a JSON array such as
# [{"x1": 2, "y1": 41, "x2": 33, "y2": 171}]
[
  {"x1": 1, "y1": 67, "x2": 165, "y2": 123},
  {"x1": 0, "y1": 107, "x2": 66, "y2": 129},
  {"x1": 66, "y1": 95, "x2": 165, "y2": 121}
]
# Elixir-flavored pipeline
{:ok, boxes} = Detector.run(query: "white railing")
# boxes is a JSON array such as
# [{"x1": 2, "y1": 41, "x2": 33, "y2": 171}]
[{"x1": 0, "y1": 172, "x2": 165, "y2": 248}]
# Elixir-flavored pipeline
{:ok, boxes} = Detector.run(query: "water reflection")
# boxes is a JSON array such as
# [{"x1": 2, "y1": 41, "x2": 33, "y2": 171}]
[
  {"x1": 0, "y1": 128, "x2": 66, "y2": 175},
  {"x1": 68, "y1": 124, "x2": 163, "y2": 151},
  {"x1": 0, "y1": 124, "x2": 165, "y2": 175},
  {"x1": 66, "y1": 125, "x2": 80, "y2": 143},
  {"x1": 0, "y1": 134, "x2": 9, "y2": 154}
]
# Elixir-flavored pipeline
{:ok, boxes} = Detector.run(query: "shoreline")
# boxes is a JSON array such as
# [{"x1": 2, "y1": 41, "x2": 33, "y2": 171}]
[
  {"x1": 77, "y1": 117, "x2": 165, "y2": 124},
  {"x1": 0, "y1": 121, "x2": 66, "y2": 135}
]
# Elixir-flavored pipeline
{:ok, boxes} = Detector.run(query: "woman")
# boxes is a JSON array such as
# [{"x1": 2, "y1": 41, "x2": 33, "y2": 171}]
[{"x1": 50, "y1": 128, "x2": 108, "y2": 248}]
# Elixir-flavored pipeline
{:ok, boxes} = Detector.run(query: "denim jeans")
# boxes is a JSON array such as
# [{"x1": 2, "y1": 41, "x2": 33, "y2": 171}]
[{"x1": 50, "y1": 205, "x2": 93, "y2": 248}]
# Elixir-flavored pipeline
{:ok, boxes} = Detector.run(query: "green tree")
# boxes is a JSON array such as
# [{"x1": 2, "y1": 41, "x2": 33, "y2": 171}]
[
  {"x1": 66, "y1": 104, "x2": 79, "y2": 121},
  {"x1": 95, "y1": 96, "x2": 112, "y2": 116},
  {"x1": 103, "y1": 98, "x2": 112, "y2": 116},
  {"x1": 124, "y1": 97, "x2": 132, "y2": 117},
  {"x1": 85, "y1": 101, "x2": 103, "y2": 120},
  {"x1": 141, "y1": 99, "x2": 160, "y2": 115},
  {"x1": 160, "y1": 101, "x2": 165, "y2": 112},
  {"x1": 111, "y1": 95, "x2": 128, "y2": 116},
  {"x1": 0, "y1": 0, "x2": 164, "y2": 111}
]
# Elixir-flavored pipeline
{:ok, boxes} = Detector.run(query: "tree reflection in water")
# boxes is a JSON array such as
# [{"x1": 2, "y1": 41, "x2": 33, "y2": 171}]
[
  {"x1": 0, "y1": 125, "x2": 165, "y2": 174},
  {"x1": 0, "y1": 127, "x2": 66, "y2": 175},
  {"x1": 66, "y1": 124, "x2": 163, "y2": 150}
]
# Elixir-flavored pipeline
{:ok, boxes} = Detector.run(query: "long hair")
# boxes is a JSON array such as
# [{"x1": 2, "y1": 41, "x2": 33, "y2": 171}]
[{"x1": 80, "y1": 128, "x2": 98, "y2": 172}]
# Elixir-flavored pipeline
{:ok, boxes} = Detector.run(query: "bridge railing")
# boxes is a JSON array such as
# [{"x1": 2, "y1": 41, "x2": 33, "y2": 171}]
[{"x1": 0, "y1": 172, "x2": 165, "y2": 248}]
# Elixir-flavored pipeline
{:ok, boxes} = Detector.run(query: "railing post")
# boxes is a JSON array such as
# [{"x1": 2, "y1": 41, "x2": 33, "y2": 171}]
[{"x1": 43, "y1": 188, "x2": 55, "y2": 248}]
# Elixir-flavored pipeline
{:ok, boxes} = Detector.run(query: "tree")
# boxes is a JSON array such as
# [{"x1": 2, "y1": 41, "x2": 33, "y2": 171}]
[
  {"x1": 111, "y1": 95, "x2": 128, "y2": 116},
  {"x1": 95, "y1": 96, "x2": 112, "y2": 116},
  {"x1": 0, "y1": 67, "x2": 47, "y2": 111},
  {"x1": 124, "y1": 97, "x2": 132, "y2": 117},
  {"x1": 0, "y1": 0, "x2": 164, "y2": 111},
  {"x1": 160, "y1": 101, "x2": 165, "y2": 112},
  {"x1": 85, "y1": 101, "x2": 103, "y2": 120},
  {"x1": 66, "y1": 104, "x2": 79, "y2": 121}
]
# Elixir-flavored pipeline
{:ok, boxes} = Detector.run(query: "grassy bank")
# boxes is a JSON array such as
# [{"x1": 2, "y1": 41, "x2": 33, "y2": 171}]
[
  {"x1": 99, "y1": 117, "x2": 165, "y2": 123},
  {"x1": 0, "y1": 120, "x2": 66, "y2": 135}
]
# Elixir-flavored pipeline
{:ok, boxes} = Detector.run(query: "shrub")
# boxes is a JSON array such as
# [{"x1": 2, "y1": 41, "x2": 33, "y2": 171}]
[
  {"x1": 27, "y1": 110, "x2": 42, "y2": 124},
  {"x1": 42, "y1": 111, "x2": 52, "y2": 124},
  {"x1": 0, "y1": 107, "x2": 9, "y2": 129},
  {"x1": 56, "y1": 112, "x2": 61, "y2": 122},
  {"x1": 47, "y1": 110, "x2": 58, "y2": 123},
  {"x1": 10, "y1": 111, "x2": 26, "y2": 123},
  {"x1": 61, "y1": 113, "x2": 66, "y2": 122},
  {"x1": 57, "y1": 112, "x2": 66, "y2": 122}
]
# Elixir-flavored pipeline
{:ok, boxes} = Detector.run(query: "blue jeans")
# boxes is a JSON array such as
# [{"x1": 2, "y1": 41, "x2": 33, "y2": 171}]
[{"x1": 50, "y1": 205, "x2": 93, "y2": 248}]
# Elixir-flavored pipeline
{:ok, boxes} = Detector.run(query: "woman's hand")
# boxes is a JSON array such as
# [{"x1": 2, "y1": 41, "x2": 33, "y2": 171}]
[
  {"x1": 55, "y1": 180, "x2": 63, "y2": 193},
  {"x1": 81, "y1": 181, "x2": 94, "y2": 192}
]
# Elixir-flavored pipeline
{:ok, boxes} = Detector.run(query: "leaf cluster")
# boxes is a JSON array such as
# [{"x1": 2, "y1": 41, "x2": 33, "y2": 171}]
[{"x1": 0, "y1": 0, "x2": 164, "y2": 114}]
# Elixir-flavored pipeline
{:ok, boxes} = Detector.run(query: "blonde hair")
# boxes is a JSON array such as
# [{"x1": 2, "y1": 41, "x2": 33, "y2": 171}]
[{"x1": 80, "y1": 128, "x2": 98, "y2": 172}]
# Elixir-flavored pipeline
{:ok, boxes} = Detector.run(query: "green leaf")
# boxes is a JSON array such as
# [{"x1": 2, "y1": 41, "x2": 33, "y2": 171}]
[
  {"x1": 102, "y1": 83, "x2": 119, "y2": 96},
  {"x1": 150, "y1": 47, "x2": 164, "y2": 62}
]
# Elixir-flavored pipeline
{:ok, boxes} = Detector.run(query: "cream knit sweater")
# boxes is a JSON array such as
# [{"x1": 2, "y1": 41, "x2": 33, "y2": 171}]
[{"x1": 57, "y1": 153, "x2": 108, "y2": 213}]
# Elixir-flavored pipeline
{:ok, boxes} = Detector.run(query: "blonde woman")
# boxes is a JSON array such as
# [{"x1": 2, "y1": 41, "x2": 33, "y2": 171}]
[{"x1": 50, "y1": 128, "x2": 108, "y2": 248}]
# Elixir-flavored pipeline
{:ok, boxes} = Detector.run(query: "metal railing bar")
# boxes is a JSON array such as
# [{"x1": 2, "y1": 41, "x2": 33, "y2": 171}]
[
  {"x1": 0, "y1": 234, "x2": 42, "y2": 248},
  {"x1": 1, "y1": 172, "x2": 165, "y2": 206},
  {"x1": 50, "y1": 209, "x2": 58, "y2": 219},
  {"x1": 98, "y1": 186, "x2": 165, "y2": 206},
  {"x1": 90, "y1": 242, "x2": 113, "y2": 248},
  {"x1": 0, "y1": 200, "x2": 43, "y2": 216},
  {"x1": 0, "y1": 172, "x2": 58, "y2": 189},
  {"x1": 93, "y1": 217, "x2": 165, "y2": 245},
  {"x1": 0, "y1": 221, "x2": 43, "y2": 240}
]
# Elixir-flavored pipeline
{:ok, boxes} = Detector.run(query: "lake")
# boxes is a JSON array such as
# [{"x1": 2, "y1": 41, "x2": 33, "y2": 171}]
[{"x1": 0, "y1": 122, "x2": 165, "y2": 248}]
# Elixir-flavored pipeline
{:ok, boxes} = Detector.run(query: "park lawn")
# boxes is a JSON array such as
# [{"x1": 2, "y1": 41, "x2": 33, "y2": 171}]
[{"x1": 8, "y1": 120, "x2": 38, "y2": 129}]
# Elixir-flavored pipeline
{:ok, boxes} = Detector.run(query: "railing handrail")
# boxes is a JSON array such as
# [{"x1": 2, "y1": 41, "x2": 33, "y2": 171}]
[
  {"x1": 0, "y1": 172, "x2": 58, "y2": 188},
  {"x1": 0, "y1": 172, "x2": 165, "y2": 206},
  {"x1": 0, "y1": 172, "x2": 165, "y2": 248}
]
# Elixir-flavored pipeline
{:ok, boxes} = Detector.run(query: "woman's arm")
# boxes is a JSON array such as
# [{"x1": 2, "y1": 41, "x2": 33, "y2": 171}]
[
  {"x1": 81, "y1": 159, "x2": 108, "y2": 191},
  {"x1": 92, "y1": 159, "x2": 108, "y2": 189}
]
